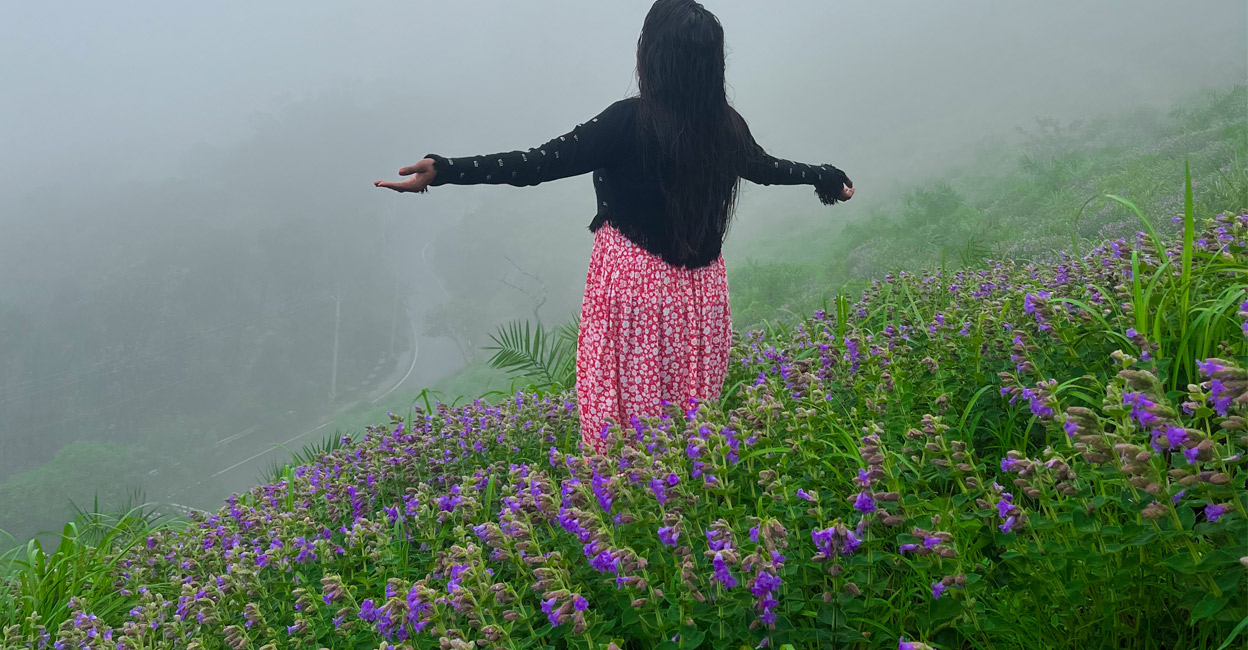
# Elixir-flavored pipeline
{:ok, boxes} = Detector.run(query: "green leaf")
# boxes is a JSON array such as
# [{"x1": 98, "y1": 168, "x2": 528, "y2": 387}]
[
  {"x1": 927, "y1": 596, "x2": 962, "y2": 624},
  {"x1": 1161, "y1": 552, "x2": 1197, "y2": 574},
  {"x1": 679, "y1": 627, "x2": 707, "y2": 649},
  {"x1": 1072, "y1": 509, "x2": 1099, "y2": 533},
  {"x1": 1177, "y1": 505, "x2": 1196, "y2": 531},
  {"x1": 1190, "y1": 593, "x2": 1229, "y2": 623}
]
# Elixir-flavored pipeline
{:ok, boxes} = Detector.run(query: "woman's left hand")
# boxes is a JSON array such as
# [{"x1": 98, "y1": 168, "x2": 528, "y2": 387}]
[
  {"x1": 374, "y1": 158, "x2": 438, "y2": 193},
  {"x1": 839, "y1": 177, "x2": 854, "y2": 201}
]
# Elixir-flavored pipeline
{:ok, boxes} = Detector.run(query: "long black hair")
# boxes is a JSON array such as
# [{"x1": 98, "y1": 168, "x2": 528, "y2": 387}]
[{"x1": 635, "y1": 0, "x2": 753, "y2": 265}]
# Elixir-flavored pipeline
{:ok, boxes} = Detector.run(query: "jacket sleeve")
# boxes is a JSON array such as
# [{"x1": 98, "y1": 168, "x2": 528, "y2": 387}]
[
  {"x1": 735, "y1": 112, "x2": 851, "y2": 205},
  {"x1": 425, "y1": 100, "x2": 631, "y2": 188}
]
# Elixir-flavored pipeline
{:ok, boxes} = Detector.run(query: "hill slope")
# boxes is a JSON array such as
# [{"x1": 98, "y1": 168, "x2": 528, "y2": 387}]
[{"x1": 3, "y1": 203, "x2": 1245, "y2": 649}]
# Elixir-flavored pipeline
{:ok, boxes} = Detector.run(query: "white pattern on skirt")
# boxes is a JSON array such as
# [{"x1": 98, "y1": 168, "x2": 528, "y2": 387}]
[{"x1": 575, "y1": 224, "x2": 732, "y2": 453}]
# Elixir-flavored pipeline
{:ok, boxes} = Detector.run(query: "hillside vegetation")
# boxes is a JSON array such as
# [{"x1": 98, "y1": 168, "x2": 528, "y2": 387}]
[
  {"x1": 3, "y1": 193, "x2": 1245, "y2": 648},
  {"x1": 2, "y1": 86, "x2": 1246, "y2": 650},
  {"x1": 728, "y1": 85, "x2": 1247, "y2": 329}
]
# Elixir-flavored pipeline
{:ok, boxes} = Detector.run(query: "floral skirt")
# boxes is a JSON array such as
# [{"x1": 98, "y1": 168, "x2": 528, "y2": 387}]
[{"x1": 575, "y1": 224, "x2": 732, "y2": 453}]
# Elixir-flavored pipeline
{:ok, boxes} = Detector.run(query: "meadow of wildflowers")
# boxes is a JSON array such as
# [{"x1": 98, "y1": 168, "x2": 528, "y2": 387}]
[{"x1": 3, "y1": 207, "x2": 1247, "y2": 649}]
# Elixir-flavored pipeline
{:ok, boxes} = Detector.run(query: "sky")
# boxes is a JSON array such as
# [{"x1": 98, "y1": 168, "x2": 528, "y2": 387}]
[{"x1": 2, "y1": 1, "x2": 1244, "y2": 197}]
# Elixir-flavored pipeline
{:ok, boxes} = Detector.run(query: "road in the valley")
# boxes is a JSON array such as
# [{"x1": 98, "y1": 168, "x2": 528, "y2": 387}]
[{"x1": 156, "y1": 231, "x2": 463, "y2": 515}]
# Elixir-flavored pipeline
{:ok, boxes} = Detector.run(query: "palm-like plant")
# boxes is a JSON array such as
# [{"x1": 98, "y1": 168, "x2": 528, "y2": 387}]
[
  {"x1": 958, "y1": 231, "x2": 992, "y2": 267},
  {"x1": 65, "y1": 490, "x2": 169, "y2": 550},
  {"x1": 260, "y1": 432, "x2": 348, "y2": 484},
  {"x1": 485, "y1": 317, "x2": 580, "y2": 392}
]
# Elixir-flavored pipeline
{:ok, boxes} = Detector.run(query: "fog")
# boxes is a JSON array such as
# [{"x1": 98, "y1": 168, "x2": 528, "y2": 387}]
[{"x1": 1, "y1": 1, "x2": 1244, "y2": 540}]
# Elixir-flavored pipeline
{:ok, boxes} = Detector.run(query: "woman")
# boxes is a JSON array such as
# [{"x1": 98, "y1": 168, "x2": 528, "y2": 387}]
[{"x1": 375, "y1": 0, "x2": 853, "y2": 454}]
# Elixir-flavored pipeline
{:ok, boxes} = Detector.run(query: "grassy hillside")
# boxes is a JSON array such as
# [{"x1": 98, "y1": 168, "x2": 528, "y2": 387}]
[
  {"x1": 2, "y1": 194, "x2": 1244, "y2": 648},
  {"x1": 728, "y1": 85, "x2": 1247, "y2": 330},
  {"x1": 1, "y1": 84, "x2": 1244, "y2": 650}
]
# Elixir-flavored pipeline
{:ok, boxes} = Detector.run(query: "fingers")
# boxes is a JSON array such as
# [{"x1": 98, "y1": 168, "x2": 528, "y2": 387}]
[
  {"x1": 374, "y1": 177, "x2": 430, "y2": 193},
  {"x1": 375, "y1": 179, "x2": 412, "y2": 192},
  {"x1": 398, "y1": 166, "x2": 418, "y2": 176}
]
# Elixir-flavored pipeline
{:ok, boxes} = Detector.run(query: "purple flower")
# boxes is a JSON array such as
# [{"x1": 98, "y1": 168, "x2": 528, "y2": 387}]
[
  {"x1": 1000, "y1": 457, "x2": 1019, "y2": 472},
  {"x1": 1153, "y1": 424, "x2": 1188, "y2": 450},
  {"x1": 359, "y1": 599, "x2": 379, "y2": 623},
  {"x1": 649, "y1": 477, "x2": 669, "y2": 506},
  {"x1": 541, "y1": 597, "x2": 560, "y2": 626},
  {"x1": 796, "y1": 489, "x2": 816, "y2": 502},
  {"x1": 1210, "y1": 379, "x2": 1233, "y2": 416},
  {"x1": 1122, "y1": 392, "x2": 1159, "y2": 427},
  {"x1": 999, "y1": 516, "x2": 1017, "y2": 534},
  {"x1": 899, "y1": 639, "x2": 917, "y2": 650},
  {"x1": 589, "y1": 548, "x2": 620, "y2": 574},
  {"x1": 573, "y1": 595, "x2": 589, "y2": 612},
  {"x1": 996, "y1": 494, "x2": 1014, "y2": 518},
  {"x1": 844, "y1": 530, "x2": 862, "y2": 554},
  {"x1": 1197, "y1": 359, "x2": 1225, "y2": 376},
  {"x1": 853, "y1": 492, "x2": 877, "y2": 514},
  {"x1": 931, "y1": 582, "x2": 947, "y2": 599},
  {"x1": 899, "y1": 543, "x2": 918, "y2": 553},
  {"x1": 1183, "y1": 447, "x2": 1199, "y2": 465},
  {"x1": 591, "y1": 470, "x2": 614, "y2": 513},
  {"x1": 1063, "y1": 419, "x2": 1078, "y2": 438},
  {"x1": 1206, "y1": 503, "x2": 1229, "y2": 522},
  {"x1": 658, "y1": 525, "x2": 680, "y2": 548},
  {"x1": 712, "y1": 552, "x2": 739, "y2": 589}
]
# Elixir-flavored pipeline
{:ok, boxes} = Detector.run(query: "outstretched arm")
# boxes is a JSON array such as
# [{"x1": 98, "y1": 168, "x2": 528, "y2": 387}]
[
  {"x1": 734, "y1": 111, "x2": 854, "y2": 204},
  {"x1": 375, "y1": 100, "x2": 632, "y2": 193}
]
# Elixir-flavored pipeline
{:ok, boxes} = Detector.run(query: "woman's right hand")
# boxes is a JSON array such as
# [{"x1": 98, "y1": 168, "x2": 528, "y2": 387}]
[
  {"x1": 374, "y1": 158, "x2": 438, "y2": 193},
  {"x1": 839, "y1": 177, "x2": 854, "y2": 201}
]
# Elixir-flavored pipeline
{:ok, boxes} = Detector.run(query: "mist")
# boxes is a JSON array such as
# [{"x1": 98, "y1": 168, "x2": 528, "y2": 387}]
[{"x1": 1, "y1": 1, "x2": 1244, "y2": 540}]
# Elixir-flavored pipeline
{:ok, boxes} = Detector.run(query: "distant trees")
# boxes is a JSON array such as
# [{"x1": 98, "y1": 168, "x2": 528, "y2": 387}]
[{"x1": 423, "y1": 298, "x2": 487, "y2": 365}]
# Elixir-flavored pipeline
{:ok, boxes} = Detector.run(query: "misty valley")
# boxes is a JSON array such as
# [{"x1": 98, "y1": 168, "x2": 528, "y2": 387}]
[{"x1": 1, "y1": 3, "x2": 1246, "y2": 649}]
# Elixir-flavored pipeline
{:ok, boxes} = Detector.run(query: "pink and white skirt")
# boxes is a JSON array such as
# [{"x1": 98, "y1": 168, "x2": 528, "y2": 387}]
[{"x1": 575, "y1": 223, "x2": 732, "y2": 453}]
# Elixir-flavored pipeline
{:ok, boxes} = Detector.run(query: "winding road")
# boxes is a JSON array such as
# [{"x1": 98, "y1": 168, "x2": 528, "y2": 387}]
[{"x1": 155, "y1": 233, "x2": 457, "y2": 515}]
